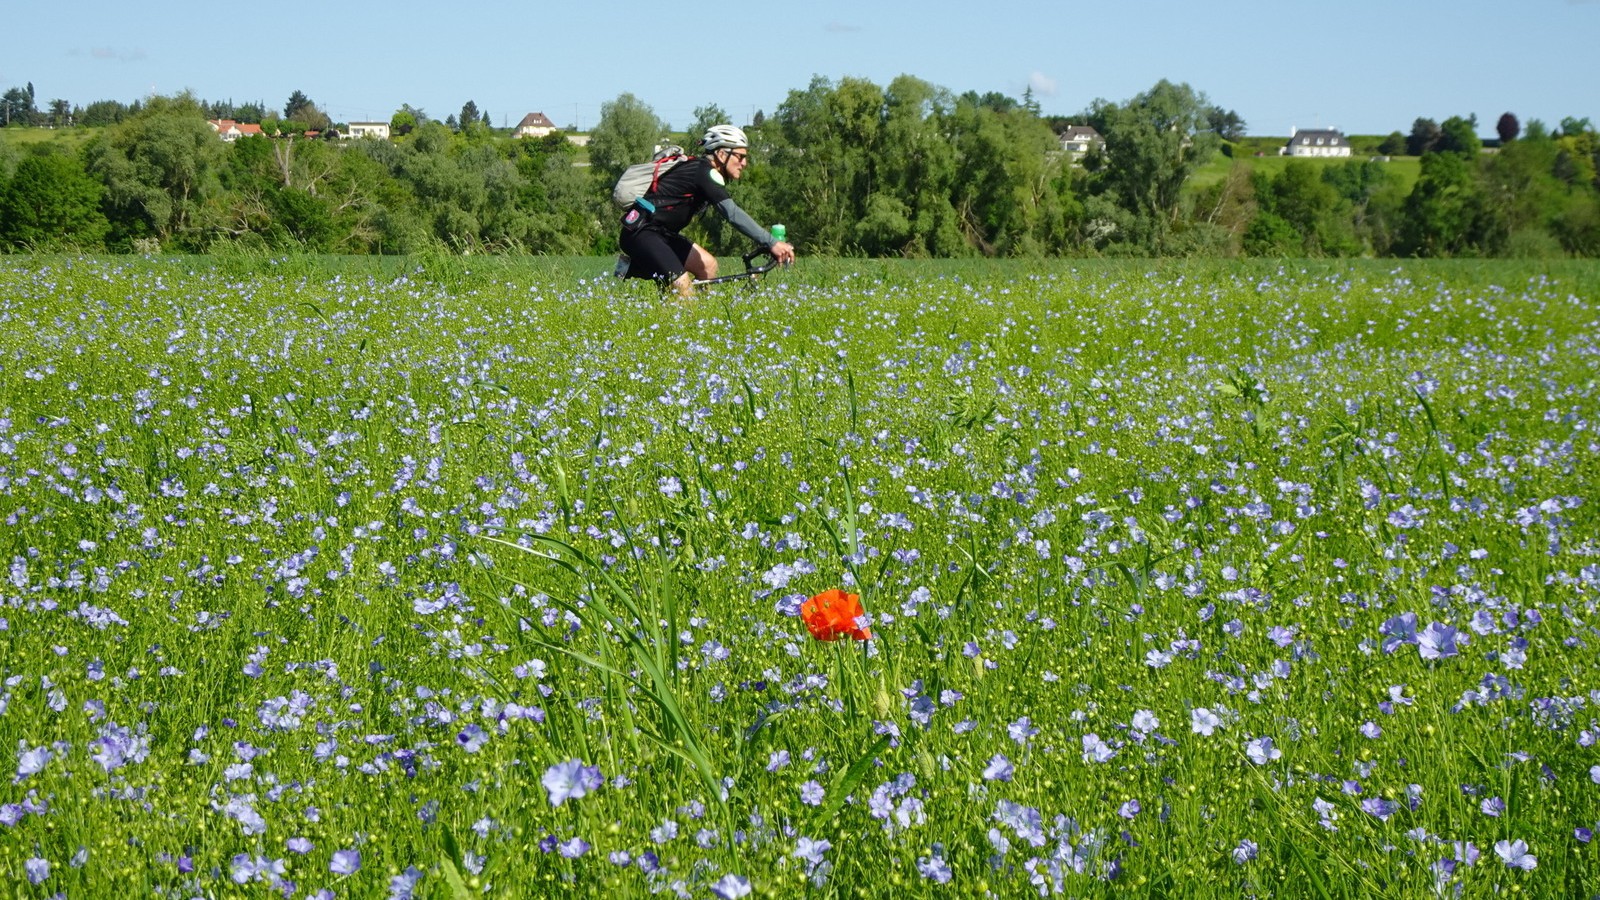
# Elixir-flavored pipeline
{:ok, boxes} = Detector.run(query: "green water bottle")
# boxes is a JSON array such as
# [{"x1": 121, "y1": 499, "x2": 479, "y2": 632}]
[{"x1": 770, "y1": 223, "x2": 786, "y2": 243}]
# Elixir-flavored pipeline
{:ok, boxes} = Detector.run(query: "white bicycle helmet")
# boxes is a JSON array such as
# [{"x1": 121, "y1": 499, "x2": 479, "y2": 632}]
[{"x1": 701, "y1": 124, "x2": 748, "y2": 152}]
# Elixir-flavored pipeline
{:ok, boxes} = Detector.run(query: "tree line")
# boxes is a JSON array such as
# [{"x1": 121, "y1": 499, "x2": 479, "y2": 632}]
[{"x1": 1, "y1": 79, "x2": 1596, "y2": 258}]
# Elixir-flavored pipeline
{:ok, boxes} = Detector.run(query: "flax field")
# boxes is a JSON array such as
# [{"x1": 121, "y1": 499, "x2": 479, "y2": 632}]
[{"x1": 2, "y1": 255, "x2": 1599, "y2": 899}]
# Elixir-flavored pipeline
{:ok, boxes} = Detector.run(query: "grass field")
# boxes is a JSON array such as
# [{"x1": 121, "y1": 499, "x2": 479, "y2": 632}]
[
  {"x1": 0, "y1": 126, "x2": 95, "y2": 157},
  {"x1": 2, "y1": 255, "x2": 1598, "y2": 898},
  {"x1": 1188, "y1": 151, "x2": 1422, "y2": 195}
]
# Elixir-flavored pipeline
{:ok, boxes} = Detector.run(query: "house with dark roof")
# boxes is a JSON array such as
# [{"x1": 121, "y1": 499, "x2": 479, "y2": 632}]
[
  {"x1": 1282, "y1": 127, "x2": 1351, "y2": 158},
  {"x1": 1058, "y1": 124, "x2": 1104, "y2": 161},
  {"x1": 514, "y1": 112, "x2": 557, "y2": 139}
]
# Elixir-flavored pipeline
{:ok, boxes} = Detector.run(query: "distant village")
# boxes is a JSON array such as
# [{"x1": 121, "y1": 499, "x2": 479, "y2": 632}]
[
  {"x1": 207, "y1": 112, "x2": 1356, "y2": 161},
  {"x1": 205, "y1": 111, "x2": 591, "y2": 146}
]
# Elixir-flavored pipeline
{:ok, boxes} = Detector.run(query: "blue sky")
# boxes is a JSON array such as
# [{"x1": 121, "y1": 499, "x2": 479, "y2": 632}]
[{"x1": 7, "y1": 0, "x2": 1597, "y2": 136}]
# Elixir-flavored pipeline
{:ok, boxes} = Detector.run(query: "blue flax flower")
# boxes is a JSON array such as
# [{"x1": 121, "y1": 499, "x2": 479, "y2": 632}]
[
  {"x1": 1361, "y1": 797, "x2": 1397, "y2": 821},
  {"x1": 330, "y1": 848, "x2": 361, "y2": 875},
  {"x1": 1232, "y1": 839, "x2": 1258, "y2": 865},
  {"x1": 542, "y1": 759, "x2": 602, "y2": 806},
  {"x1": 984, "y1": 753, "x2": 1014, "y2": 782},
  {"x1": 25, "y1": 856, "x2": 49, "y2": 885},
  {"x1": 1418, "y1": 622, "x2": 1460, "y2": 660},
  {"x1": 1494, "y1": 839, "x2": 1536, "y2": 870},
  {"x1": 710, "y1": 874, "x2": 752, "y2": 898}
]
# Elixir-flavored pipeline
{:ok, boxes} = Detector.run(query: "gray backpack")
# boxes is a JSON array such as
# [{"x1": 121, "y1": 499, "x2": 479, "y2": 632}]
[{"x1": 611, "y1": 144, "x2": 689, "y2": 209}]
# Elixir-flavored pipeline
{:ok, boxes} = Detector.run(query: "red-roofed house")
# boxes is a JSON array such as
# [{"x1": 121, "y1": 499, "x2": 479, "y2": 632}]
[{"x1": 208, "y1": 119, "x2": 266, "y2": 141}]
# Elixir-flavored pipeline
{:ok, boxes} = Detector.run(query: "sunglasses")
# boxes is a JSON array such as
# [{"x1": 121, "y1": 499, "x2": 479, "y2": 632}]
[{"x1": 727, "y1": 151, "x2": 749, "y2": 162}]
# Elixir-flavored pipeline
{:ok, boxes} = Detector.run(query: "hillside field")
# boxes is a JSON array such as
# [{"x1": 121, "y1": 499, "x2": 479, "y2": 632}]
[{"x1": 1189, "y1": 144, "x2": 1423, "y2": 195}]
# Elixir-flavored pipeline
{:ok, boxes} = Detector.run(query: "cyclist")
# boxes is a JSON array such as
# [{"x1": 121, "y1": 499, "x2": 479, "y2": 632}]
[{"x1": 618, "y1": 124, "x2": 795, "y2": 298}]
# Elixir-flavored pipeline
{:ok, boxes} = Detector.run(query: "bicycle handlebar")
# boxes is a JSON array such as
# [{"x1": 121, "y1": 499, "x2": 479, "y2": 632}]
[{"x1": 692, "y1": 248, "x2": 782, "y2": 286}]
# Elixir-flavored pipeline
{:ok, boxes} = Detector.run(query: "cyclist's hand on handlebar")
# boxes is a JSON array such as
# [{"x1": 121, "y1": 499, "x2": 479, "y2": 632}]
[{"x1": 770, "y1": 241, "x2": 795, "y2": 265}]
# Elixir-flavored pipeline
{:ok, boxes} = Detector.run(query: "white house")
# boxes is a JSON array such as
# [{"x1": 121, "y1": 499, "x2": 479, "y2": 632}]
[
  {"x1": 514, "y1": 112, "x2": 557, "y2": 139},
  {"x1": 1283, "y1": 127, "x2": 1352, "y2": 158},
  {"x1": 344, "y1": 121, "x2": 391, "y2": 140},
  {"x1": 1058, "y1": 125, "x2": 1104, "y2": 160},
  {"x1": 1056, "y1": 124, "x2": 1107, "y2": 165}
]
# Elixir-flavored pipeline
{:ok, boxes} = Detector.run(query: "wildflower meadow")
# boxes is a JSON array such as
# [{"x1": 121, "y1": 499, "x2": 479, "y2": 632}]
[{"x1": 2, "y1": 255, "x2": 1598, "y2": 898}]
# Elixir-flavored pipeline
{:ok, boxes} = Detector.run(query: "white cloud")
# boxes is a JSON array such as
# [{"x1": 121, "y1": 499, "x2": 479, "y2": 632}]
[{"x1": 1028, "y1": 71, "x2": 1058, "y2": 97}]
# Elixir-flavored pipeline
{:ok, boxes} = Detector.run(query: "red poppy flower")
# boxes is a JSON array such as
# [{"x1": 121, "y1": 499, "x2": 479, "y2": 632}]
[{"x1": 801, "y1": 589, "x2": 871, "y2": 641}]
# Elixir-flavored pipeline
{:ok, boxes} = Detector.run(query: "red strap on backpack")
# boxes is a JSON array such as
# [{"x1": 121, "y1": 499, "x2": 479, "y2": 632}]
[
  {"x1": 646, "y1": 155, "x2": 699, "y2": 215},
  {"x1": 648, "y1": 155, "x2": 695, "y2": 194}
]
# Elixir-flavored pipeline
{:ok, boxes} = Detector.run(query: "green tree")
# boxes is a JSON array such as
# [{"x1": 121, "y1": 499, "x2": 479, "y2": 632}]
[
  {"x1": 686, "y1": 103, "x2": 729, "y2": 145},
  {"x1": 1559, "y1": 117, "x2": 1593, "y2": 138},
  {"x1": 1482, "y1": 132, "x2": 1567, "y2": 252},
  {"x1": 1084, "y1": 79, "x2": 1219, "y2": 253},
  {"x1": 1205, "y1": 106, "x2": 1247, "y2": 141},
  {"x1": 284, "y1": 90, "x2": 314, "y2": 121},
  {"x1": 458, "y1": 100, "x2": 480, "y2": 132},
  {"x1": 323, "y1": 147, "x2": 402, "y2": 253},
  {"x1": 948, "y1": 94, "x2": 1072, "y2": 256},
  {"x1": 1323, "y1": 159, "x2": 1405, "y2": 254},
  {"x1": 342, "y1": 138, "x2": 429, "y2": 252},
  {"x1": 1406, "y1": 117, "x2": 1442, "y2": 156},
  {"x1": 370, "y1": 121, "x2": 506, "y2": 249},
  {"x1": 266, "y1": 182, "x2": 337, "y2": 250},
  {"x1": 1242, "y1": 211, "x2": 1300, "y2": 255},
  {"x1": 213, "y1": 130, "x2": 344, "y2": 251},
  {"x1": 959, "y1": 91, "x2": 1020, "y2": 113},
  {"x1": 1437, "y1": 115, "x2": 1482, "y2": 158},
  {"x1": 0, "y1": 151, "x2": 108, "y2": 248},
  {"x1": 80, "y1": 99, "x2": 133, "y2": 127},
  {"x1": 587, "y1": 93, "x2": 666, "y2": 190},
  {"x1": 1499, "y1": 115, "x2": 1598, "y2": 255},
  {"x1": 766, "y1": 76, "x2": 882, "y2": 253},
  {"x1": 1377, "y1": 131, "x2": 1406, "y2": 156},
  {"x1": 511, "y1": 134, "x2": 603, "y2": 254},
  {"x1": 877, "y1": 75, "x2": 963, "y2": 256},
  {"x1": 763, "y1": 74, "x2": 1073, "y2": 257},
  {"x1": 276, "y1": 92, "x2": 329, "y2": 132},
  {"x1": 1322, "y1": 158, "x2": 1397, "y2": 206},
  {"x1": 1553, "y1": 122, "x2": 1597, "y2": 190},
  {"x1": 1552, "y1": 194, "x2": 1600, "y2": 256},
  {"x1": 390, "y1": 109, "x2": 418, "y2": 136},
  {"x1": 457, "y1": 116, "x2": 495, "y2": 143},
  {"x1": 2, "y1": 86, "x2": 35, "y2": 126},
  {"x1": 1249, "y1": 161, "x2": 1340, "y2": 253},
  {"x1": 1398, "y1": 151, "x2": 1502, "y2": 256},
  {"x1": 82, "y1": 93, "x2": 225, "y2": 250}
]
